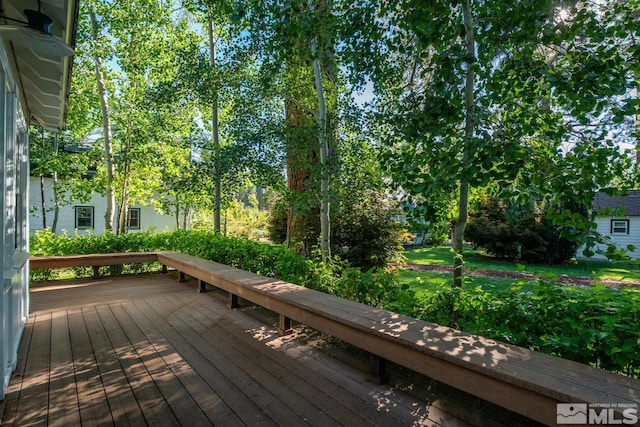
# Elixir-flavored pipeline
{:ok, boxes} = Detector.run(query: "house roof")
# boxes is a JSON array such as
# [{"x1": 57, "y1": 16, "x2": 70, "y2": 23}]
[
  {"x1": 594, "y1": 190, "x2": 640, "y2": 216},
  {"x1": 0, "y1": 0, "x2": 79, "y2": 130}
]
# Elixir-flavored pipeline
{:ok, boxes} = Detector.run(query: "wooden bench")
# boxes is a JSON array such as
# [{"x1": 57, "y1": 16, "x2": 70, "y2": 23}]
[{"x1": 30, "y1": 251, "x2": 640, "y2": 425}]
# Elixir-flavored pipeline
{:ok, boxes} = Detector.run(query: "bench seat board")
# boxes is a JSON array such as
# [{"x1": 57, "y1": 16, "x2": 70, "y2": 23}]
[{"x1": 30, "y1": 253, "x2": 158, "y2": 270}]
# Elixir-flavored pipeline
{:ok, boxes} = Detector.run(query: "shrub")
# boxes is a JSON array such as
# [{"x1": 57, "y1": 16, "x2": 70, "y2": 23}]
[
  {"x1": 417, "y1": 281, "x2": 640, "y2": 378},
  {"x1": 465, "y1": 197, "x2": 578, "y2": 264},
  {"x1": 268, "y1": 198, "x2": 410, "y2": 270},
  {"x1": 331, "y1": 202, "x2": 410, "y2": 270}
]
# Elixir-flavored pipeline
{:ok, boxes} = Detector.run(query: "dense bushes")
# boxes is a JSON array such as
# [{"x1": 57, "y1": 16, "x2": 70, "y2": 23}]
[
  {"x1": 30, "y1": 229, "x2": 406, "y2": 309},
  {"x1": 418, "y1": 281, "x2": 640, "y2": 378},
  {"x1": 267, "y1": 198, "x2": 410, "y2": 270},
  {"x1": 30, "y1": 229, "x2": 310, "y2": 284},
  {"x1": 465, "y1": 197, "x2": 578, "y2": 264}
]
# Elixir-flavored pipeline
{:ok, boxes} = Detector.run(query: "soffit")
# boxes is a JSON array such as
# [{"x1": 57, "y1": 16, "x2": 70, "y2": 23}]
[{"x1": 0, "y1": 0, "x2": 79, "y2": 130}]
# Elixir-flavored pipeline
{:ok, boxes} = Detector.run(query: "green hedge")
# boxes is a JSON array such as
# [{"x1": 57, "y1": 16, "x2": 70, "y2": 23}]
[
  {"x1": 418, "y1": 281, "x2": 640, "y2": 378},
  {"x1": 30, "y1": 229, "x2": 310, "y2": 284}
]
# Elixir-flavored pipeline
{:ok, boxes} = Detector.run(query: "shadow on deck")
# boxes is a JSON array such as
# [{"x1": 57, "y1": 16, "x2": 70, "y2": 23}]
[{"x1": 1, "y1": 273, "x2": 534, "y2": 426}]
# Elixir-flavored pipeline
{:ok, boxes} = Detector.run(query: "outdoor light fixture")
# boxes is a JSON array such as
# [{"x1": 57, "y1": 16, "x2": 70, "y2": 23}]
[{"x1": 0, "y1": 1, "x2": 73, "y2": 56}]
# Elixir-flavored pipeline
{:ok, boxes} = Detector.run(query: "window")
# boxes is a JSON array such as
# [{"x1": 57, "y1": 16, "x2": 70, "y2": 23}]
[
  {"x1": 610, "y1": 219, "x2": 629, "y2": 235},
  {"x1": 127, "y1": 208, "x2": 141, "y2": 230},
  {"x1": 75, "y1": 206, "x2": 94, "y2": 229}
]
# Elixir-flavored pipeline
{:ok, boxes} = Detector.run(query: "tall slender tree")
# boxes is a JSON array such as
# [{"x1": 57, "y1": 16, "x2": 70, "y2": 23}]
[{"x1": 87, "y1": 0, "x2": 116, "y2": 232}]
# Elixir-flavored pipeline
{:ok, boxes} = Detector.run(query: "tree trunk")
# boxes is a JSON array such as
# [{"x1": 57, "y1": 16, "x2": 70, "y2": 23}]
[
  {"x1": 311, "y1": 36, "x2": 331, "y2": 261},
  {"x1": 117, "y1": 180, "x2": 129, "y2": 234},
  {"x1": 183, "y1": 205, "x2": 190, "y2": 230},
  {"x1": 51, "y1": 172, "x2": 60, "y2": 233},
  {"x1": 453, "y1": 0, "x2": 476, "y2": 288},
  {"x1": 284, "y1": 103, "x2": 316, "y2": 257},
  {"x1": 39, "y1": 176, "x2": 47, "y2": 229},
  {"x1": 208, "y1": 19, "x2": 221, "y2": 233},
  {"x1": 51, "y1": 134, "x2": 60, "y2": 233},
  {"x1": 89, "y1": 4, "x2": 115, "y2": 233},
  {"x1": 117, "y1": 132, "x2": 132, "y2": 235}
]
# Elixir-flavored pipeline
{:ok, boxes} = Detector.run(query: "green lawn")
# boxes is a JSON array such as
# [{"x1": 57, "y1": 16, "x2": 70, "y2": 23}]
[
  {"x1": 403, "y1": 245, "x2": 640, "y2": 282},
  {"x1": 399, "y1": 268, "x2": 536, "y2": 300}
]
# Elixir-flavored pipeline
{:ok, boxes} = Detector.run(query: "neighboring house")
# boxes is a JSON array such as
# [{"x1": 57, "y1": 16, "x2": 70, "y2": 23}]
[
  {"x1": 581, "y1": 190, "x2": 640, "y2": 260},
  {"x1": 29, "y1": 176, "x2": 183, "y2": 235},
  {"x1": 0, "y1": 0, "x2": 79, "y2": 399}
]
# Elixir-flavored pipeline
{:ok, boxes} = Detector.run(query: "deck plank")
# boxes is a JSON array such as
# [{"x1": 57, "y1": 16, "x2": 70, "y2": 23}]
[
  {"x1": 183, "y1": 292, "x2": 410, "y2": 425},
  {"x1": 154, "y1": 293, "x2": 347, "y2": 427},
  {"x1": 81, "y1": 306, "x2": 146, "y2": 426},
  {"x1": 104, "y1": 303, "x2": 182, "y2": 427},
  {"x1": 0, "y1": 311, "x2": 34, "y2": 426},
  {"x1": 48, "y1": 311, "x2": 81, "y2": 427},
  {"x1": 130, "y1": 296, "x2": 296, "y2": 425},
  {"x1": 117, "y1": 299, "x2": 247, "y2": 426},
  {"x1": 67, "y1": 308, "x2": 114, "y2": 426},
  {"x1": 12, "y1": 312, "x2": 51, "y2": 426}
]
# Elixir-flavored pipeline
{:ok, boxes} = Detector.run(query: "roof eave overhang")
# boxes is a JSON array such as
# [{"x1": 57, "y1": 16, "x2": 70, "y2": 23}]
[{"x1": 1, "y1": 0, "x2": 80, "y2": 131}]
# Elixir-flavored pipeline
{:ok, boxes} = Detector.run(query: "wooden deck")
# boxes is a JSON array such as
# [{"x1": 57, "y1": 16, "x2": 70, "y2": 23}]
[{"x1": 1, "y1": 273, "x2": 535, "y2": 426}]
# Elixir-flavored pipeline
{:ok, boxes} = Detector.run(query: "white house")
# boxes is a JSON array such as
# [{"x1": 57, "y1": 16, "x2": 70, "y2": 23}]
[
  {"x1": 582, "y1": 190, "x2": 640, "y2": 260},
  {"x1": 0, "y1": 0, "x2": 79, "y2": 399},
  {"x1": 29, "y1": 176, "x2": 182, "y2": 235}
]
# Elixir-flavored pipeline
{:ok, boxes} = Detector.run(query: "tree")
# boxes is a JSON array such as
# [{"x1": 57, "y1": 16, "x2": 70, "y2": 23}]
[
  {"x1": 28, "y1": 128, "x2": 92, "y2": 233},
  {"x1": 231, "y1": 0, "x2": 339, "y2": 259},
  {"x1": 70, "y1": 0, "x2": 206, "y2": 234},
  {"x1": 87, "y1": 0, "x2": 116, "y2": 232},
  {"x1": 343, "y1": 0, "x2": 637, "y2": 286}
]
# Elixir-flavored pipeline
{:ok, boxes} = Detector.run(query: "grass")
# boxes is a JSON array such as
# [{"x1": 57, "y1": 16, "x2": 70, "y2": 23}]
[
  {"x1": 399, "y1": 268, "x2": 534, "y2": 299},
  {"x1": 403, "y1": 244, "x2": 640, "y2": 282}
]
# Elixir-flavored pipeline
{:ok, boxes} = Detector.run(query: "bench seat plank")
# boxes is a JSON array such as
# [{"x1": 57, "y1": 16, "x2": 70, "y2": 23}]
[{"x1": 30, "y1": 252, "x2": 158, "y2": 270}]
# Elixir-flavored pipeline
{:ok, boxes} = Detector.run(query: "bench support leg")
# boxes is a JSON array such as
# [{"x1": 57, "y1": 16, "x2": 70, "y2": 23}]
[
  {"x1": 228, "y1": 293, "x2": 239, "y2": 309},
  {"x1": 178, "y1": 271, "x2": 187, "y2": 282},
  {"x1": 92, "y1": 266, "x2": 100, "y2": 279},
  {"x1": 162, "y1": 264, "x2": 167, "y2": 274},
  {"x1": 197, "y1": 279, "x2": 208, "y2": 293},
  {"x1": 278, "y1": 314, "x2": 293, "y2": 336},
  {"x1": 367, "y1": 354, "x2": 388, "y2": 384}
]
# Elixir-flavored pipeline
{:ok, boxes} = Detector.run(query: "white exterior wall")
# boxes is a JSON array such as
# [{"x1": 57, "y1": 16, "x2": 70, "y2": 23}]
[
  {"x1": 29, "y1": 176, "x2": 180, "y2": 235},
  {"x1": 579, "y1": 216, "x2": 640, "y2": 260},
  {"x1": 0, "y1": 51, "x2": 29, "y2": 400}
]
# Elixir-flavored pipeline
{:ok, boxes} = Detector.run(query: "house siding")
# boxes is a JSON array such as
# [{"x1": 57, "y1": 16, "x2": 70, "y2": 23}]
[
  {"x1": 579, "y1": 216, "x2": 640, "y2": 260},
  {"x1": 29, "y1": 176, "x2": 181, "y2": 236},
  {"x1": 0, "y1": 53, "x2": 30, "y2": 400}
]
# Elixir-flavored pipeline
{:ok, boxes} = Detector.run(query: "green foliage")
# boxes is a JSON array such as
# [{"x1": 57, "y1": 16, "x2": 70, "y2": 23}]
[
  {"x1": 331, "y1": 201, "x2": 410, "y2": 270},
  {"x1": 30, "y1": 230, "x2": 405, "y2": 311},
  {"x1": 268, "y1": 196, "x2": 410, "y2": 270},
  {"x1": 407, "y1": 220, "x2": 449, "y2": 246},
  {"x1": 345, "y1": 0, "x2": 637, "y2": 283},
  {"x1": 465, "y1": 196, "x2": 578, "y2": 264},
  {"x1": 302, "y1": 256, "x2": 412, "y2": 312},
  {"x1": 417, "y1": 281, "x2": 640, "y2": 378},
  {"x1": 266, "y1": 198, "x2": 289, "y2": 244}
]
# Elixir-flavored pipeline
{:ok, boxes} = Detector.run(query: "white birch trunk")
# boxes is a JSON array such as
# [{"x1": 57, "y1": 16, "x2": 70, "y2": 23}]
[{"x1": 89, "y1": 4, "x2": 115, "y2": 233}]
